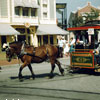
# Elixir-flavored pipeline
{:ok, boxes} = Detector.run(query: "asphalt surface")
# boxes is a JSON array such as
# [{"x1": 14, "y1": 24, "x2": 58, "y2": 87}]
[{"x1": 0, "y1": 57, "x2": 100, "y2": 100}]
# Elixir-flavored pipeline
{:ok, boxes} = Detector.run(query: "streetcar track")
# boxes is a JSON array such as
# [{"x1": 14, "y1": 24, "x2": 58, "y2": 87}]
[
  {"x1": 0, "y1": 91, "x2": 85, "y2": 100},
  {"x1": 0, "y1": 74, "x2": 89, "y2": 86},
  {"x1": 0, "y1": 85, "x2": 100, "y2": 100},
  {"x1": 0, "y1": 85, "x2": 100, "y2": 95}
]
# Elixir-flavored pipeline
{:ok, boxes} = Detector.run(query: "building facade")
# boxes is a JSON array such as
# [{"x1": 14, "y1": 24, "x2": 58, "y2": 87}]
[
  {"x1": 37, "y1": 0, "x2": 68, "y2": 46},
  {"x1": 37, "y1": 0, "x2": 57, "y2": 46},
  {"x1": 0, "y1": 0, "x2": 68, "y2": 51},
  {"x1": 68, "y1": 2, "x2": 100, "y2": 28},
  {"x1": 0, "y1": 0, "x2": 39, "y2": 51}
]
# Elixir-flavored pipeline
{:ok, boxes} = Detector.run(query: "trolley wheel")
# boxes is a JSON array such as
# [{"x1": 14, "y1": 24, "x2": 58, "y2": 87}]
[{"x1": 68, "y1": 67, "x2": 80, "y2": 73}]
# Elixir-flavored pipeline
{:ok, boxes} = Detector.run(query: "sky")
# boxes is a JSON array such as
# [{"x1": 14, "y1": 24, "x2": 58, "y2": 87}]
[{"x1": 56, "y1": 0, "x2": 100, "y2": 21}]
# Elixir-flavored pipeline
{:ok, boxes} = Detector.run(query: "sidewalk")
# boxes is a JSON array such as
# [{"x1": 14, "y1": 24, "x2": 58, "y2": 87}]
[
  {"x1": 0, "y1": 52, "x2": 19, "y2": 66},
  {"x1": 0, "y1": 52, "x2": 69, "y2": 66},
  {"x1": 0, "y1": 59, "x2": 19, "y2": 66}
]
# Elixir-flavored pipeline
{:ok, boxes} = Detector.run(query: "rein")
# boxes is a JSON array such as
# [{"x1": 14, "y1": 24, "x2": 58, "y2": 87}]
[
  {"x1": 18, "y1": 44, "x2": 49, "y2": 60},
  {"x1": 19, "y1": 52, "x2": 43, "y2": 60}
]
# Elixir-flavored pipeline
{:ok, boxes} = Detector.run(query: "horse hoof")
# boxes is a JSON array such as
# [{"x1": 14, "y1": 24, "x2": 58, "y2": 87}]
[
  {"x1": 32, "y1": 75, "x2": 35, "y2": 80},
  {"x1": 18, "y1": 74, "x2": 23, "y2": 79},
  {"x1": 49, "y1": 74, "x2": 54, "y2": 79},
  {"x1": 31, "y1": 77, "x2": 35, "y2": 80},
  {"x1": 61, "y1": 69, "x2": 64, "y2": 76},
  {"x1": 61, "y1": 73, "x2": 64, "y2": 76},
  {"x1": 19, "y1": 79, "x2": 23, "y2": 82}
]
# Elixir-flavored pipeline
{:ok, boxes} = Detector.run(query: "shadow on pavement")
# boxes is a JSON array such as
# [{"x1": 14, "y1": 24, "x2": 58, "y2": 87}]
[
  {"x1": 10, "y1": 73, "x2": 60, "y2": 80},
  {"x1": 70, "y1": 68, "x2": 100, "y2": 76}
]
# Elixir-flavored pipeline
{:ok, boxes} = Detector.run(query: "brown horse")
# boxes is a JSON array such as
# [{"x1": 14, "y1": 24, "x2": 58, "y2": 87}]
[{"x1": 5, "y1": 41, "x2": 64, "y2": 79}]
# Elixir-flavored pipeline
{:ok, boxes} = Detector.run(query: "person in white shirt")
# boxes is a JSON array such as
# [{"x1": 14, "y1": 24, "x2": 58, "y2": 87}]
[
  {"x1": 63, "y1": 41, "x2": 70, "y2": 57},
  {"x1": 58, "y1": 36, "x2": 66, "y2": 57}
]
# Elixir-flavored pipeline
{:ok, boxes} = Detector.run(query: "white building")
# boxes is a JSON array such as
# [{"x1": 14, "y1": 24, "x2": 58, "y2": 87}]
[
  {"x1": 37, "y1": 0, "x2": 68, "y2": 46},
  {"x1": 0, "y1": 0, "x2": 68, "y2": 51}
]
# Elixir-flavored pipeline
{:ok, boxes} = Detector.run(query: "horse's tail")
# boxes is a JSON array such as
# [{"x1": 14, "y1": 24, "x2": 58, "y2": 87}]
[{"x1": 56, "y1": 46, "x2": 63, "y2": 58}]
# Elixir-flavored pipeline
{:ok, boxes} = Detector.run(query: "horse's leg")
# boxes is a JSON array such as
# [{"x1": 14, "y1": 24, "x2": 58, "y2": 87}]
[
  {"x1": 55, "y1": 59, "x2": 64, "y2": 76},
  {"x1": 50, "y1": 63, "x2": 56, "y2": 78},
  {"x1": 49, "y1": 59, "x2": 56, "y2": 78},
  {"x1": 28, "y1": 64, "x2": 35, "y2": 79},
  {"x1": 19, "y1": 66, "x2": 23, "y2": 79},
  {"x1": 18, "y1": 62, "x2": 27, "y2": 79}
]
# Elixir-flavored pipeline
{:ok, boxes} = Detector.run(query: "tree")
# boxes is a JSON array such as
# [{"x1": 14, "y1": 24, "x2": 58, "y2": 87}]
[
  {"x1": 72, "y1": 8, "x2": 100, "y2": 27},
  {"x1": 72, "y1": 15, "x2": 84, "y2": 27},
  {"x1": 83, "y1": 8, "x2": 100, "y2": 22}
]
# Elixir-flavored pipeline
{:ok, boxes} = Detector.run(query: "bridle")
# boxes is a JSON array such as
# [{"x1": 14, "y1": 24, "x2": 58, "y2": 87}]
[{"x1": 6, "y1": 47, "x2": 15, "y2": 62}]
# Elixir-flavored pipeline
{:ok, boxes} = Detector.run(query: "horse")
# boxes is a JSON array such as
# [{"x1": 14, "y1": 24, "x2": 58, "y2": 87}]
[{"x1": 5, "y1": 41, "x2": 64, "y2": 80}]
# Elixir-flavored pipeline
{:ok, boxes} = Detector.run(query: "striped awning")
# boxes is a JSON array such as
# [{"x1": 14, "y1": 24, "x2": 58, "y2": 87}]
[
  {"x1": 14, "y1": 0, "x2": 39, "y2": 8},
  {"x1": 0, "y1": 24, "x2": 20, "y2": 35},
  {"x1": 36, "y1": 24, "x2": 69, "y2": 35}
]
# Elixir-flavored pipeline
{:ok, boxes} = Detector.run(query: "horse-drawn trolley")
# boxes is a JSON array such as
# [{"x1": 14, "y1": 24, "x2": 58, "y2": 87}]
[
  {"x1": 68, "y1": 22, "x2": 100, "y2": 72},
  {"x1": 70, "y1": 49, "x2": 100, "y2": 72}
]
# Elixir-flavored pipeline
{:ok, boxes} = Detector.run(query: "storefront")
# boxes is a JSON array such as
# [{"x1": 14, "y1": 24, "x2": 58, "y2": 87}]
[
  {"x1": 0, "y1": 24, "x2": 19, "y2": 51},
  {"x1": 36, "y1": 24, "x2": 68, "y2": 46},
  {"x1": 12, "y1": 24, "x2": 38, "y2": 47}
]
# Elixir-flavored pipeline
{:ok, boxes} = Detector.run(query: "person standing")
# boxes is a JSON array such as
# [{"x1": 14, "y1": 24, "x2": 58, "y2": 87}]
[
  {"x1": 58, "y1": 36, "x2": 66, "y2": 57},
  {"x1": 69, "y1": 37, "x2": 76, "y2": 53},
  {"x1": 94, "y1": 41, "x2": 100, "y2": 65},
  {"x1": 63, "y1": 41, "x2": 70, "y2": 57}
]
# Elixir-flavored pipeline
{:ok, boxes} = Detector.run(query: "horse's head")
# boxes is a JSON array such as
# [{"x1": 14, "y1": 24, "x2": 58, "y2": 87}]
[
  {"x1": 2, "y1": 43, "x2": 9, "y2": 51},
  {"x1": 6, "y1": 46, "x2": 16, "y2": 62},
  {"x1": 5, "y1": 41, "x2": 25, "y2": 62}
]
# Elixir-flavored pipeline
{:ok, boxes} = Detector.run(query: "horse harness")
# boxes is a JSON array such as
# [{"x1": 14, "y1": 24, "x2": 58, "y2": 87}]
[{"x1": 18, "y1": 43, "x2": 49, "y2": 60}]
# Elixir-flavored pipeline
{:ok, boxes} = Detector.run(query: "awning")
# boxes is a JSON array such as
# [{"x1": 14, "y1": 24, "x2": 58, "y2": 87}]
[
  {"x1": 31, "y1": 2, "x2": 40, "y2": 8},
  {"x1": 0, "y1": 24, "x2": 20, "y2": 35},
  {"x1": 14, "y1": 0, "x2": 24, "y2": 7},
  {"x1": 14, "y1": 0, "x2": 39, "y2": 8},
  {"x1": 36, "y1": 24, "x2": 69, "y2": 35},
  {"x1": 67, "y1": 26, "x2": 100, "y2": 31}
]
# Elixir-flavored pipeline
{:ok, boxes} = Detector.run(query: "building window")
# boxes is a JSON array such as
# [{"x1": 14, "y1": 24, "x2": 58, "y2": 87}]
[
  {"x1": 1, "y1": 36, "x2": 6, "y2": 47},
  {"x1": 27, "y1": 29, "x2": 30, "y2": 34},
  {"x1": 50, "y1": 35, "x2": 53, "y2": 44},
  {"x1": 31, "y1": 8, "x2": 36, "y2": 16},
  {"x1": 43, "y1": 12, "x2": 47, "y2": 18},
  {"x1": 43, "y1": 4, "x2": 47, "y2": 8},
  {"x1": 16, "y1": 28, "x2": 25, "y2": 34},
  {"x1": 43, "y1": 35, "x2": 48, "y2": 44},
  {"x1": 38, "y1": 36, "x2": 42, "y2": 46},
  {"x1": 0, "y1": 0, "x2": 8, "y2": 17},
  {"x1": 15, "y1": 7, "x2": 20, "y2": 16},
  {"x1": 28, "y1": 36, "x2": 30, "y2": 45},
  {"x1": 23, "y1": 8, "x2": 28, "y2": 16},
  {"x1": 18, "y1": 35, "x2": 26, "y2": 42},
  {"x1": 43, "y1": 4, "x2": 48, "y2": 13}
]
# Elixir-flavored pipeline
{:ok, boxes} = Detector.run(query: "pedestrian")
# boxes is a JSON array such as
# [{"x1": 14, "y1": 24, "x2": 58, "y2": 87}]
[
  {"x1": 75, "y1": 38, "x2": 84, "y2": 49},
  {"x1": 63, "y1": 41, "x2": 70, "y2": 57},
  {"x1": 69, "y1": 37, "x2": 76, "y2": 53},
  {"x1": 94, "y1": 41, "x2": 100, "y2": 65},
  {"x1": 58, "y1": 36, "x2": 66, "y2": 57}
]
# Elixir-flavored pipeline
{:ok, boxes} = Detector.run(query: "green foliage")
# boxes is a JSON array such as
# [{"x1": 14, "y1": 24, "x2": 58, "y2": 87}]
[
  {"x1": 84, "y1": 8, "x2": 99, "y2": 22},
  {"x1": 72, "y1": 15, "x2": 84, "y2": 27},
  {"x1": 72, "y1": 8, "x2": 100, "y2": 27}
]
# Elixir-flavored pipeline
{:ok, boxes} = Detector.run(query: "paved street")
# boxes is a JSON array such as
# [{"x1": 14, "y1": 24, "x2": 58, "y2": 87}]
[{"x1": 0, "y1": 57, "x2": 100, "y2": 100}]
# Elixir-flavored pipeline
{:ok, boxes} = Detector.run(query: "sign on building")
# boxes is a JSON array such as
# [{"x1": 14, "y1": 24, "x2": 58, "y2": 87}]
[{"x1": 88, "y1": 28, "x2": 94, "y2": 35}]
